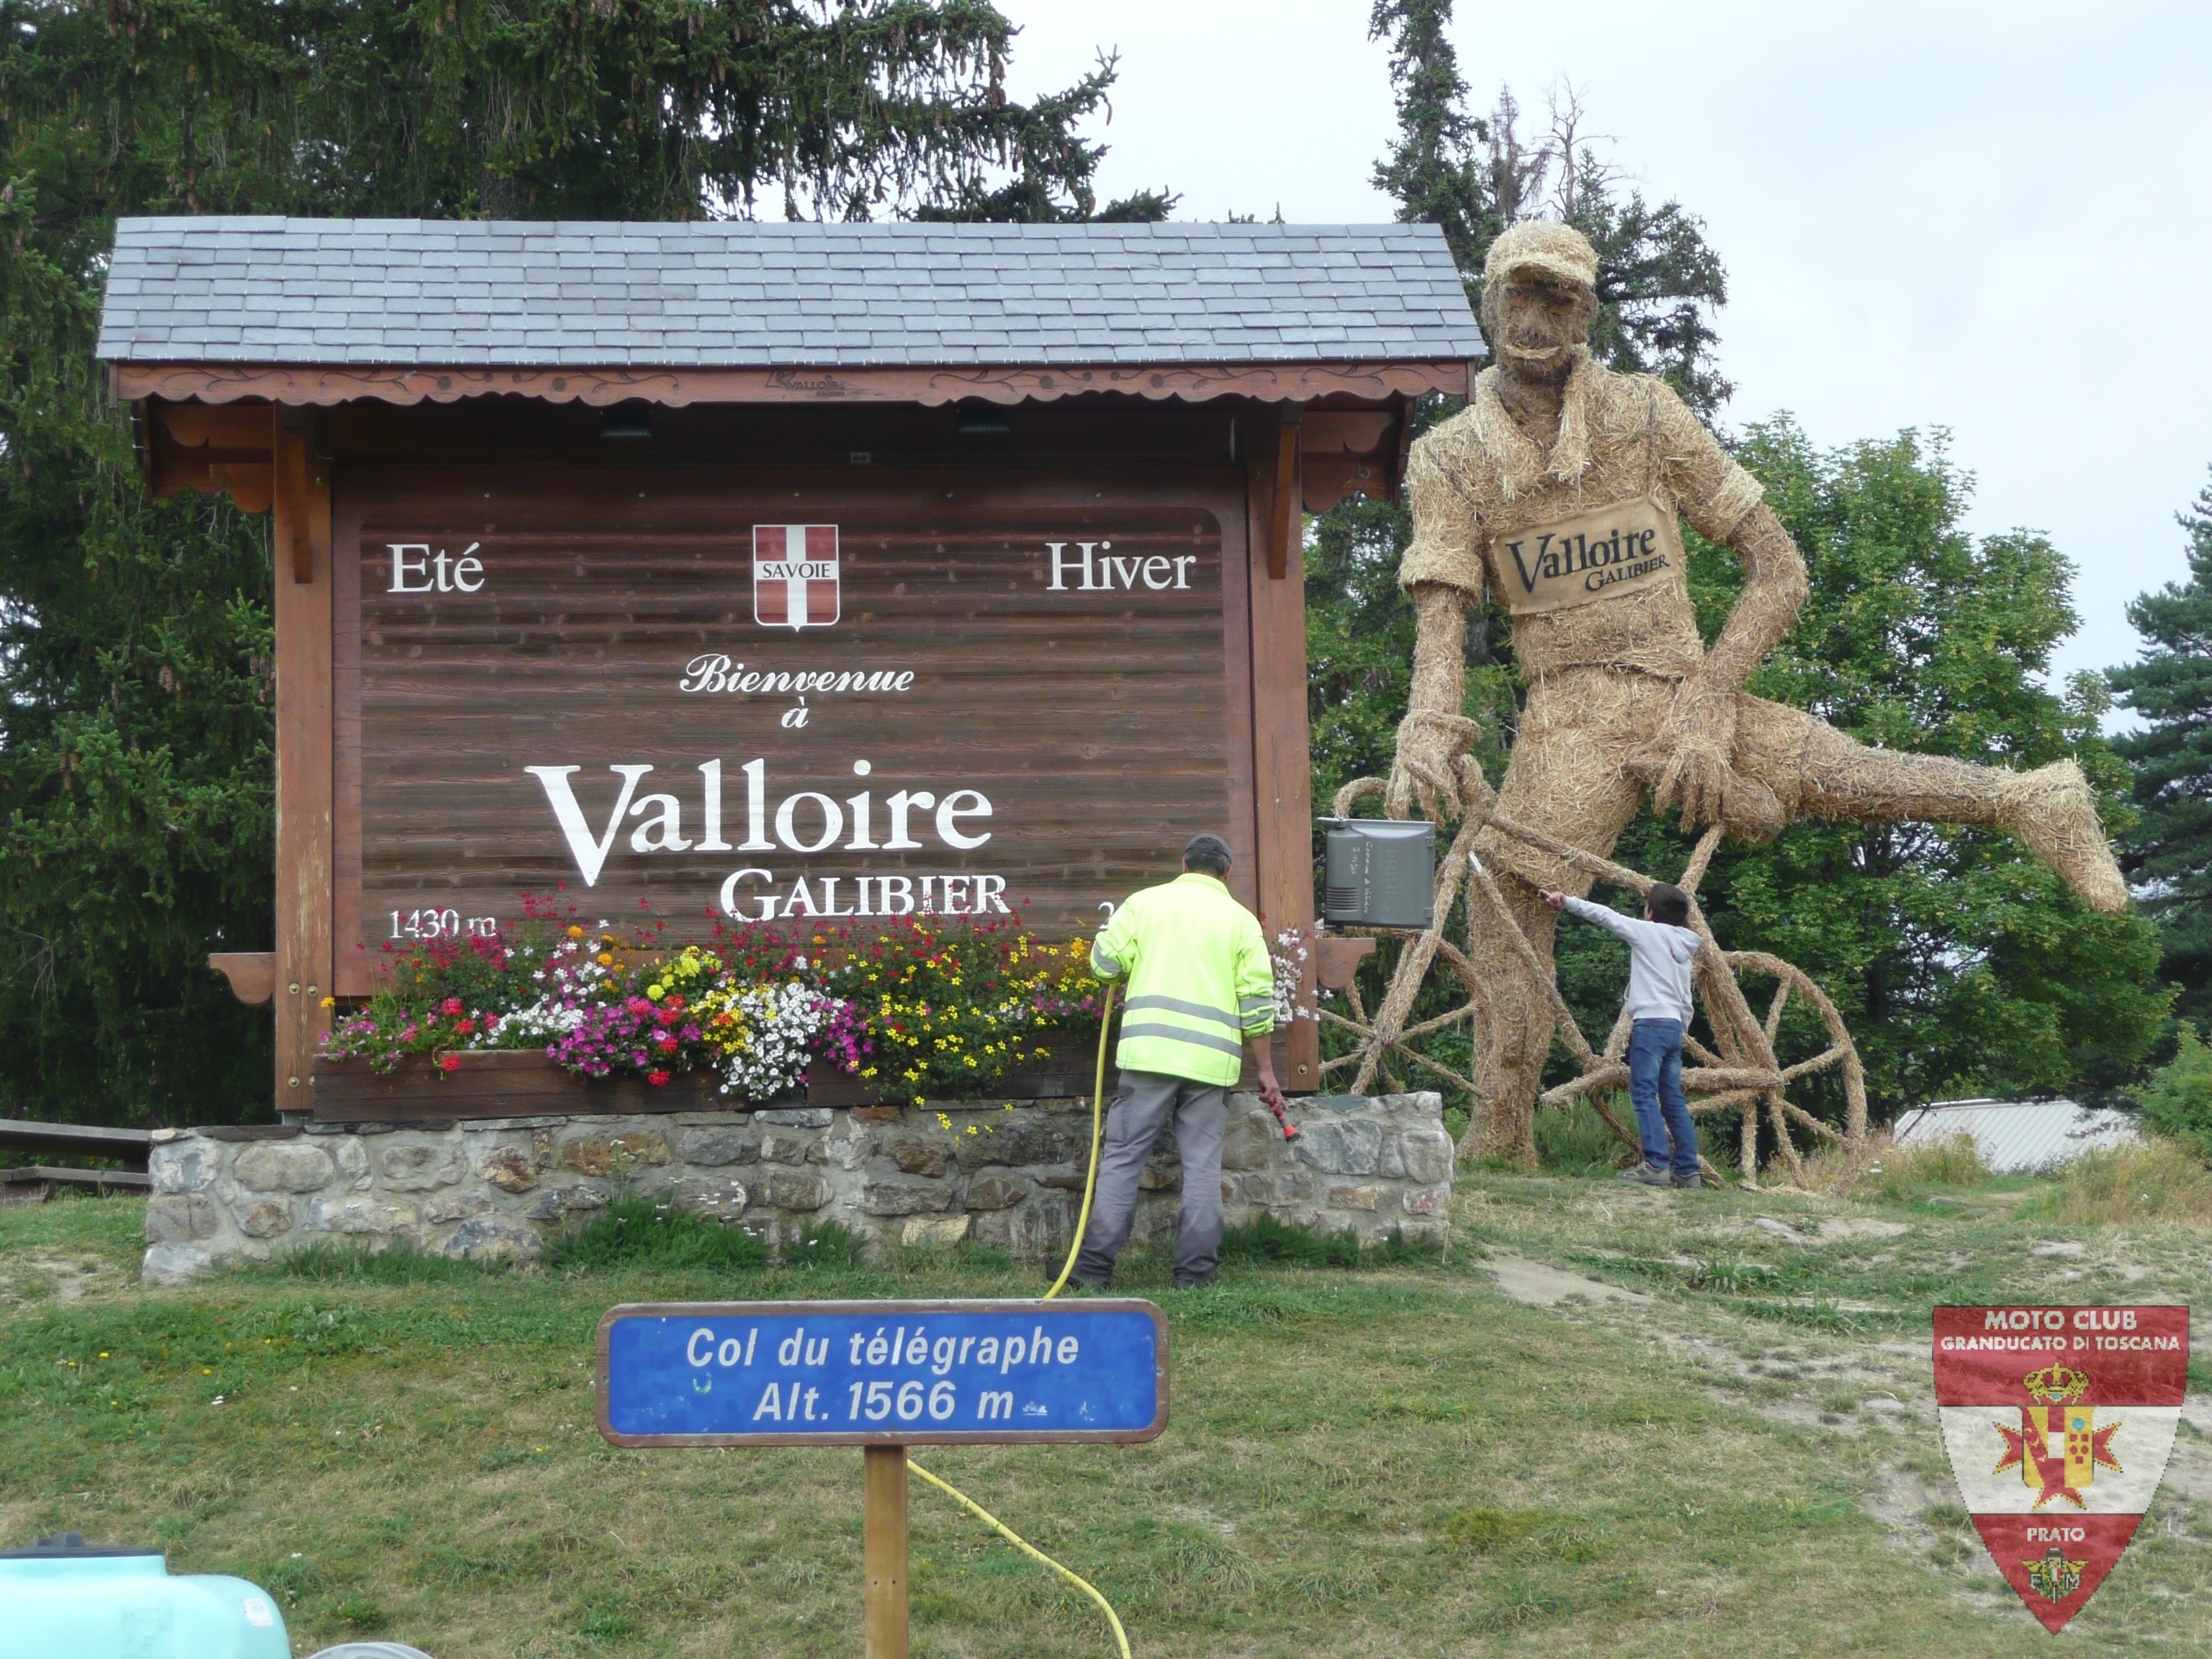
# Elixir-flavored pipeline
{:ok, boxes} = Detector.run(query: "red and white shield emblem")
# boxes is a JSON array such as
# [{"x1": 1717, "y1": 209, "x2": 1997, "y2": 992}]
[
  {"x1": 752, "y1": 525, "x2": 840, "y2": 630},
  {"x1": 1935, "y1": 1305, "x2": 2189, "y2": 1631}
]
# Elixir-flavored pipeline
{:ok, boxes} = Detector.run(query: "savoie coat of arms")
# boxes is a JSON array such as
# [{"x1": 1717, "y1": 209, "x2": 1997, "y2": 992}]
[
  {"x1": 1934, "y1": 1305, "x2": 2189, "y2": 1632},
  {"x1": 752, "y1": 524, "x2": 840, "y2": 630}
]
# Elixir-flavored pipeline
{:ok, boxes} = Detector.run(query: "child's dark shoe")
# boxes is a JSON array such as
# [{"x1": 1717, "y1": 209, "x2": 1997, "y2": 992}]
[{"x1": 1671, "y1": 1169, "x2": 1702, "y2": 1190}]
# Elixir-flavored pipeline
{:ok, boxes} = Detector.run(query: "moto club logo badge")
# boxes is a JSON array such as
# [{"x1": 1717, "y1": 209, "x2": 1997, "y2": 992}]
[
  {"x1": 753, "y1": 525, "x2": 840, "y2": 630},
  {"x1": 1934, "y1": 1305, "x2": 2189, "y2": 1631}
]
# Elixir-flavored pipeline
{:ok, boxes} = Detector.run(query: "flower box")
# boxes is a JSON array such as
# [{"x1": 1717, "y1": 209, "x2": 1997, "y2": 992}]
[
  {"x1": 310, "y1": 1051, "x2": 724, "y2": 1123},
  {"x1": 803, "y1": 1029, "x2": 1099, "y2": 1107},
  {"x1": 310, "y1": 1030, "x2": 1104, "y2": 1122}
]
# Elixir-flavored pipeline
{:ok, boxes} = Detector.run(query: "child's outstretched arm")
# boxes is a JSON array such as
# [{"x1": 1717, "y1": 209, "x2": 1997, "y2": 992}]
[{"x1": 1540, "y1": 889, "x2": 1642, "y2": 943}]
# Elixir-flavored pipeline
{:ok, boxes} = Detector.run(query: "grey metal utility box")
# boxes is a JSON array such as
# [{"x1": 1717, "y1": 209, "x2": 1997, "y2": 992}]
[{"x1": 1318, "y1": 818, "x2": 1434, "y2": 930}]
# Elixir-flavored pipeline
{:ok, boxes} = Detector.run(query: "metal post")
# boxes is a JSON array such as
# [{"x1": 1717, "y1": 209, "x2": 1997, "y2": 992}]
[{"x1": 863, "y1": 1444, "x2": 909, "y2": 1659}]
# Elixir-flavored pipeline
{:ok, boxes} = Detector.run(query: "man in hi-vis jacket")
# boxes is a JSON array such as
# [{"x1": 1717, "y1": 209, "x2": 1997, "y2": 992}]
[{"x1": 1071, "y1": 835, "x2": 1286, "y2": 1290}]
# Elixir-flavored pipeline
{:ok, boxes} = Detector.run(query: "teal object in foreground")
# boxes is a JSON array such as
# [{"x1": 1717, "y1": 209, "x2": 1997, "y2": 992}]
[{"x1": 0, "y1": 1539, "x2": 289, "y2": 1659}]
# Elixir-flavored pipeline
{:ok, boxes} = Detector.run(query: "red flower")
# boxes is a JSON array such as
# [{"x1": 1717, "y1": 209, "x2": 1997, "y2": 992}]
[
  {"x1": 439, "y1": 1055, "x2": 461, "y2": 1073},
  {"x1": 454, "y1": 1018, "x2": 477, "y2": 1036},
  {"x1": 663, "y1": 994, "x2": 685, "y2": 1012},
  {"x1": 647, "y1": 1069, "x2": 671, "y2": 1087},
  {"x1": 657, "y1": 1036, "x2": 679, "y2": 1055},
  {"x1": 441, "y1": 997, "x2": 464, "y2": 1017}
]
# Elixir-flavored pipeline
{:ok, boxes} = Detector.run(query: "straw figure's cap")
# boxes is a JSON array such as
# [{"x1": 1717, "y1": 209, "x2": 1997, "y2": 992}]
[{"x1": 1483, "y1": 220, "x2": 1599, "y2": 295}]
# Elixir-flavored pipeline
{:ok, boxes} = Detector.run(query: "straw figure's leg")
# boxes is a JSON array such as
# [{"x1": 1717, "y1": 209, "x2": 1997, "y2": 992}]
[
  {"x1": 1464, "y1": 671, "x2": 1651, "y2": 1166},
  {"x1": 1731, "y1": 696, "x2": 2128, "y2": 913}
]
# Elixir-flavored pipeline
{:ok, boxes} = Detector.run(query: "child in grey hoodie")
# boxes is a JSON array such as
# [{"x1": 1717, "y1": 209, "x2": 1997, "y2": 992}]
[{"x1": 1539, "y1": 881, "x2": 1705, "y2": 1188}]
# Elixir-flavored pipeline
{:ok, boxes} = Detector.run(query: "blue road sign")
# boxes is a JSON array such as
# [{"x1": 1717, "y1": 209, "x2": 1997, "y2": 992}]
[{"x1": 597, "y1": 1299, "x2": 1169, "y2": 1446}]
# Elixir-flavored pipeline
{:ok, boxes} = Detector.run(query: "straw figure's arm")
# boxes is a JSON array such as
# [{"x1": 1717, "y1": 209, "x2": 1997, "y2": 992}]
[
  {"x1": 1644, "y1": 502, "x2": 1809, "y2": 831},
  {"x1": 1388, "y1": 582, "x2": 1483, "y2": 822}
]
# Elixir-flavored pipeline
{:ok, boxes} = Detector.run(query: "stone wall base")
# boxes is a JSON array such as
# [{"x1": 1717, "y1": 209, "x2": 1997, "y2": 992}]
[{"x1": 143, "y1": 1092, "x2": 1454, "y2": 1284}]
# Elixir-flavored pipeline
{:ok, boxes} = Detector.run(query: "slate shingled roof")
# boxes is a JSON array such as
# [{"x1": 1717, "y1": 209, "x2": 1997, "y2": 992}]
[{"x1": 97, "y1": 218, "x2": 1484, "y2": 369}]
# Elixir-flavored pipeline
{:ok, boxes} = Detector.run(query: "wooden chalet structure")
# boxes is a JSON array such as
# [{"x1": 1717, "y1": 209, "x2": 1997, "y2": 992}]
[{"x1": 96, "y1": 217, "x2": 1484, "y2": 1115}]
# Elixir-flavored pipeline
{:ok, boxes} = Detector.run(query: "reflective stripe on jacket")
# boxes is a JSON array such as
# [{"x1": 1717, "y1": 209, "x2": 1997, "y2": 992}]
[{"x1": 1091, "y1": 872, "x2": 1277, "y2": 1086}]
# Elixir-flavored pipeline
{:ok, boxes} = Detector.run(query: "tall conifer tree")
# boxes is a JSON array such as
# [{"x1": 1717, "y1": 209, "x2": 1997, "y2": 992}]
[
  {"x1": 2110, "y1": 471, "x2": 2212, "y2": 1025},
  {"x1": 0, "y1": 0, "x2": 1157, "y2": 1123}
]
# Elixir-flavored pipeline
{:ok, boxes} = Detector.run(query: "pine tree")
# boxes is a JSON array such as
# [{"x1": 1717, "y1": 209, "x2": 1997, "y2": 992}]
[
  {"x1": 0, "y1": 0, "x2": 1157, "y2": 1124},
  {"x1": 1367, "y1": 0, "x2": 1492, "y2": 279},
  {"x1": 2110, "y1": 471, "x2": 2212, "y2": 1025}
]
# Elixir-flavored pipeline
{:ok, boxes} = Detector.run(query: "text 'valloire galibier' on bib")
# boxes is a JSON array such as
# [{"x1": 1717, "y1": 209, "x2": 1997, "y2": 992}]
[{"x1": 1490, "y1": 495, "x2": 1683, "y2": 616}]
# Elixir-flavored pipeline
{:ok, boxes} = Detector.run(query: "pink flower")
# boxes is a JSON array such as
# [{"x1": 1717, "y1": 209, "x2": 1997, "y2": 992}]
[{"x1": 441, "y1": 997, "x2": 464, "y2": 1017}]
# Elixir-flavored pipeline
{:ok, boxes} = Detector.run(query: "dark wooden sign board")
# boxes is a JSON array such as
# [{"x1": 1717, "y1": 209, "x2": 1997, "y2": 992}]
[
  {"x1": 334, "y1": 461, "x2": 1243, "y2": 968},
  {"x1": 127, "y1": 368, "x2": 1461, "y2": 1114}
]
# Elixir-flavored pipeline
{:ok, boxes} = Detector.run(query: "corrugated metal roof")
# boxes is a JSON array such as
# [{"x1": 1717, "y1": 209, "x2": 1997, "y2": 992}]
[
  {"x1": 95, "y1": 218, "x2": 1487, "y2": 370},
  {"x1": 1892, "y1": 1098, "x2": 2141, "y2": 1173}
]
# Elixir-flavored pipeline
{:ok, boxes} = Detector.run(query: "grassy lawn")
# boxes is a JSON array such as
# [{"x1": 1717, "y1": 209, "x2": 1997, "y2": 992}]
[{"x1": 1, "y1": 1155, "x2": 2208, "y2": 1658}]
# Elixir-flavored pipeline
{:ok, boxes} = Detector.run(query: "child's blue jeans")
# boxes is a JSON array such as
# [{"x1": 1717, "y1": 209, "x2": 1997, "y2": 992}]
[{"x1": 1627, "y1": 1017, "x2": 1699, "y2": 1176}]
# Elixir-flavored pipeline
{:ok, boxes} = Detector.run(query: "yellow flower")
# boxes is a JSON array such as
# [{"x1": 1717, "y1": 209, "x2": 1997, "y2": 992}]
[
  {"x1": 567, "y1": 925, "x2": 585, "y2": 939},
  {"x1": 598, "y1": 953, "x2": 614, "y2": 966},
  {"x1": 319, "y1": 996, "x2": 336, "y2": 1009}
]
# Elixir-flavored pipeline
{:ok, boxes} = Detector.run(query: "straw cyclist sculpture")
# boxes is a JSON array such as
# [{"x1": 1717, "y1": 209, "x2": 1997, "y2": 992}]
[{"x1": 1373, "y1": 220, "x2": 2128, "y2": 1173}]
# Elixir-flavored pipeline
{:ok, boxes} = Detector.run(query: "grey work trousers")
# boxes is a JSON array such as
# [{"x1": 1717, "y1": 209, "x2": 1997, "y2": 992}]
[{"x1": 1072, "y1": 1067, "x2": 1228, "y2": 1286}]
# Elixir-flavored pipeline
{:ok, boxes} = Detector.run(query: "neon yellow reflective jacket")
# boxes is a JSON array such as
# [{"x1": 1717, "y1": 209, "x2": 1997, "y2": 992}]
[{"x1": 1091, "y1": 872, "x2": 1277, "y2": 1086}]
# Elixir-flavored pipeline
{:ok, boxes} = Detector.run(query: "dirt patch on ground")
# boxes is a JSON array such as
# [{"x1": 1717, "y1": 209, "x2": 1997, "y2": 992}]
[{"x1": 1474, "y1": 1251, "x2": 1652, "y2": 1308}]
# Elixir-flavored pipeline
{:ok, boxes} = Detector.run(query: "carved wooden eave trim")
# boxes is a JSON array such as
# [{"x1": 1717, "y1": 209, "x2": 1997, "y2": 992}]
[{"x1": 109, "y1": 358, "x2": 1474, "y2": 410}]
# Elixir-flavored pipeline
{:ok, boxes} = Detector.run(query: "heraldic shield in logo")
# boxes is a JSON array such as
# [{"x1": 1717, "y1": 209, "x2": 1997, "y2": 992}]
[
  {"x1": 1934, "y1": 1305, "x2": 2189, "y2": 1632},
  {"x1": 753, "y1": 524, "x2": 840, "y2": 630}
]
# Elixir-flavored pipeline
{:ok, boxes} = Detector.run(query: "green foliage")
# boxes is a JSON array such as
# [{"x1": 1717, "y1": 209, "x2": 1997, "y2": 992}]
[
  {"x1": 1216, "y1": 1212, "x2": 1443, "y2": 1269},
  {"x1": 2018, "y1": 1137, "x2": 2212, "y2": 1226},
  {"x1": 0, "y1": 176, "x2": 278, "y2": 1125},
  {"x1": 1366, "y1": 1, "x2": 1730, "y2": 419},
  {"x1": 2135, "y1": 1025, "x2": 2212, "y2": 1161},
  {"x1": 784, "y1": 1218, "x2": 872, "y2": 1270},
  {"x1": 1682, "y1": 421, "x2": 2167, "y2": 1111},
  {"x1": 0, "y1": 0, "x2": 1151, "y2": 1125},
  {"x1": 2108, "y1": 470, "x2": 2212, "y2": 1025},
  {"x1": 541, "y1": 1197, "x2": 772, "y2": 1274},
  {"x1": 1869, "y1": 1134, "x2": 1990, "y2": 1203},
  {"x1": 1533, "y1": 1098, "x2": 1624, "y2": 1175},
  {"x1": 256, "y1": 1238, "x2": 511, "y2": 1285}
]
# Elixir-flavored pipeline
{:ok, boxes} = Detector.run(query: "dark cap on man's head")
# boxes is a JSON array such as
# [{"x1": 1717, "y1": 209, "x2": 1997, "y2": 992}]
[{"x1": 1182, "y1": 834, "x2": 1233, "y2": 876}]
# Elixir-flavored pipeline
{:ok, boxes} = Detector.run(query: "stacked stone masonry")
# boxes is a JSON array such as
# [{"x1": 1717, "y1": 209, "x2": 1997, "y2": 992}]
[{"x1": 142, "y1": 1093, "x2": 1455, "y2": 1283}]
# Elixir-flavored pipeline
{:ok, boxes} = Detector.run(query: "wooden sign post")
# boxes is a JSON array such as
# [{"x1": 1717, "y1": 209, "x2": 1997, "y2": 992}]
[{"x1": 598, "y1": 1298, "x2": 1169, "y2": 1655}]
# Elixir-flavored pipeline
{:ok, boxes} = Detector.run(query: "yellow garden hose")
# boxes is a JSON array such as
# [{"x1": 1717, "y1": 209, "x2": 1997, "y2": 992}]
[
  {"x1": 907, "y1": 984, "x2": 1129, "y2": 1655},
  {"x1": 907, "y1": 1459, "x2": 1133, "y2": 1659},
  {"x1": 1046, "y1": 980, "x2": 1117, "y2": 1300}
]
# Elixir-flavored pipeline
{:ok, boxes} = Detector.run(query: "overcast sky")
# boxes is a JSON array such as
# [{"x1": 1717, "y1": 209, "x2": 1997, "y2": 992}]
[{"x1": 1000, "y1": 0, "x2": 2212, "y2": 702}]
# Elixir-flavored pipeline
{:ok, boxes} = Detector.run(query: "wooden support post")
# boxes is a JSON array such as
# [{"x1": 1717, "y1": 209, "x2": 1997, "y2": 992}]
[
  {"x1": 1248, "y1": 406, "x2": 1321, "y2": 1090},
  {"x1": 271, "y1": 407, "x2": 334, "y2": 1115},
  {"x1": 863, "y1": 1444, "x2": 909, "y2": 1659}
]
